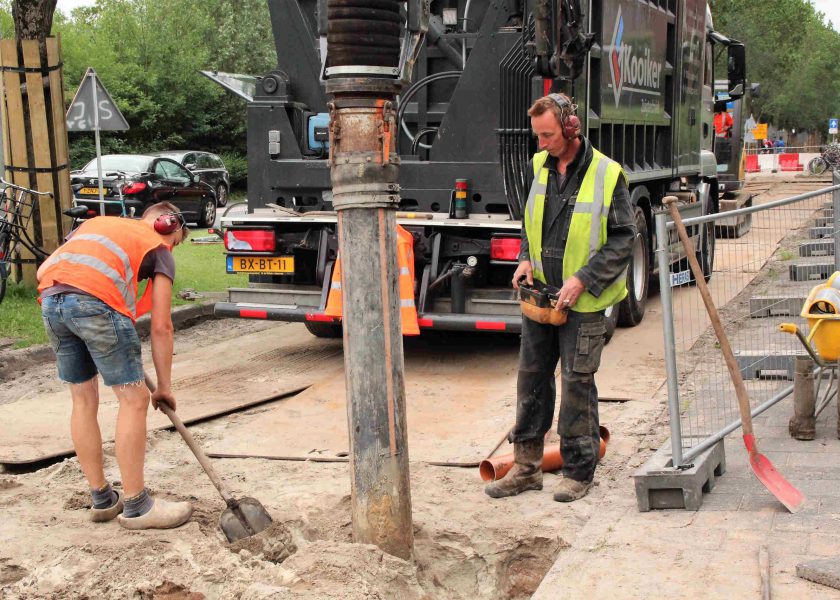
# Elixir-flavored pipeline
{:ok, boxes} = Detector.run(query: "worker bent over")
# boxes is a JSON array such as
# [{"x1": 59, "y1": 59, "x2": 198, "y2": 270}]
[
  {"x1": 37, "y1": 203, "x2": 193, "y2": 529},
  {"x1": 485, "y1": 93, "x2": 635, "y2": 502}
]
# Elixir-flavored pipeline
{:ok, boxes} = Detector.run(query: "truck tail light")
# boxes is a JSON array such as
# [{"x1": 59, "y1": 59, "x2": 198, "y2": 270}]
[
  {"x1": 490, "y1": 237, "x2": 521, "y2": 262},
  {"x1": 225, "y1": 229, "x2": 276, "y2": 252},
  {"x1": 121, "y1": 182, "x2": 147, "y2": 195}
]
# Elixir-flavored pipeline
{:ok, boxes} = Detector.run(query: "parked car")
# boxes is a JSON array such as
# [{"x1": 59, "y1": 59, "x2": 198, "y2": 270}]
[
  {"x1": 153, "y1": 151, "x2": 230, "y2": 207},
  {"x1": 71, "y1": 154, "x2": 218, "y2": 226}
]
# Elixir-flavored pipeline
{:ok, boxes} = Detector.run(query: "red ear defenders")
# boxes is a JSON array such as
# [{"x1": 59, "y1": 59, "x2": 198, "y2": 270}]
[
  {"x1": 154, "y1": 212, "x2": 186, "y2": 235},
  {"x1": 548, "y1": 93, "x2": 581, "y2": 140}
]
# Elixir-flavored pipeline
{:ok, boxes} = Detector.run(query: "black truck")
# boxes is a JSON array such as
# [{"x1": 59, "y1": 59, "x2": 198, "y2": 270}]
[{"x1": 208, "y1": 0, "x2": 746, "y2": 338}]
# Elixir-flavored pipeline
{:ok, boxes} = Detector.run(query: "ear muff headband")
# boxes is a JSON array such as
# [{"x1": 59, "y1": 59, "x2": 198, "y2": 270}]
[
  {"x1": 548, "y1": 93, "x2": 581, "y2": 140},
  {"x1": 154, "y1": 213, "x2": 185, "y2": 235}
]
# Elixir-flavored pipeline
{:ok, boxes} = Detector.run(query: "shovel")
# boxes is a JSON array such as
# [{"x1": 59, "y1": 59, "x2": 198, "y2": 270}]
[
  {"x1": 144, "y1": 374, "x2": 274, "y2": 541},
  {"x1": 664, "y1": 197, "x2": 805, "y2": 513}
]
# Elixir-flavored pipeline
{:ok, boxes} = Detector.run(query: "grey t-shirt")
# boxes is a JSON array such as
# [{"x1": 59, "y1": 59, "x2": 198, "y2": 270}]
[{"x1": 41, "y1": 246, "x2": 176, "y2": 298}]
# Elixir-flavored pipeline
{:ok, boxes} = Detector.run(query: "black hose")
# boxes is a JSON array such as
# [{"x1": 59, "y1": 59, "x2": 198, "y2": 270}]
[
  {"x1": 326, "y1": 0, "x2": 401, "y2": 69},
  {"x1": 396, "y1": 71, "x2": 461, "y2": 154}
]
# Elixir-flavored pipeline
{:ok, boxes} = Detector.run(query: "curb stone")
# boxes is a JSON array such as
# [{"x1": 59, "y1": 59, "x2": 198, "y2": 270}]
[{"x1": 0, "y1": 302, "x2": 217, "y2": 381}]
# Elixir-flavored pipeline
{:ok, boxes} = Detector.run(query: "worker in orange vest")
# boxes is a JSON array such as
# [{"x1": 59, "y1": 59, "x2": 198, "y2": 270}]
[
  {"x1": 37, "y1": 202, "x2": 193, "y2": 530},
  {"x1": 325, "y1": 224, "x2": 420, "y2": 335}
]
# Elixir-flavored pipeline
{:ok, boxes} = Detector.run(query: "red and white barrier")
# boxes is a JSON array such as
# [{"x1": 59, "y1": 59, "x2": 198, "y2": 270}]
[{"x1": 745, "y1": 152, "x2": 819, "y2": 174}]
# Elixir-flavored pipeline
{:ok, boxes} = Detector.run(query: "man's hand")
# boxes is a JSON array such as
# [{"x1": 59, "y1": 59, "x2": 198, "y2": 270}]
[
  {"x1": 556, "y1": 275, "x2": 585, "y2": 310},
  {"x1": 151, "y1": 388, "x2": 176, "y2": 412},
  {"x1": 512, "y1": 260, "x2": 533, "y2": 290}
]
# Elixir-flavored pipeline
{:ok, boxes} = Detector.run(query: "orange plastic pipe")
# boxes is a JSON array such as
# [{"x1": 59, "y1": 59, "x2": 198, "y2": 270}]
[{"x1": 479, "y1": 426, "x2": 610, "y2": 482}]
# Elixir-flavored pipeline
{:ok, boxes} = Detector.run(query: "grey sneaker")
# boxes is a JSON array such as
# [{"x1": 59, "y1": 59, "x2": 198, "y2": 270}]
[
  {"x1": 553, "y1": 477, "x2": 593, "y2": 502},
  {"x1": 90, "y1": 490, "x2": 124, "y2": 523},
  {"x1": 117, "y1": 497, "x2": 193, "y2": 530}
]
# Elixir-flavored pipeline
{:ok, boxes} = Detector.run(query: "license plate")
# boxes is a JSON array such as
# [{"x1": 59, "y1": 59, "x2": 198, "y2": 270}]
[
  {"x1": 227, "y1": 255, "x2": 294, "y2": 274},
  {"x1": 79, "y1": 187, "x2": 105, "y2": 196}
]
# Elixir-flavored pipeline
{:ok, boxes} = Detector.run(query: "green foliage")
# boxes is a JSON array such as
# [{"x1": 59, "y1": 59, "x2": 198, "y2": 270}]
[
  {"x1": 712, "y1": 0, "x2": 840, "y2": 135},
  {"x1": 219, "y1": 152, "x2": 248, "y2": 188},
  {"x1": 0, "y1": 0, "x2": 277, "y2": 180}
]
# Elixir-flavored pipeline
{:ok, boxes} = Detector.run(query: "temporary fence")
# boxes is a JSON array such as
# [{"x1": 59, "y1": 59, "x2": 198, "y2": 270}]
[{"x1": 656, "y1": 174, "x2": 840, "y2": 467}]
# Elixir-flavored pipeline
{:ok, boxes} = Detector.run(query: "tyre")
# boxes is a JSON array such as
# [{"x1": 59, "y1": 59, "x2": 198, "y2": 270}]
[
  {"x1": 304, "y1": 321, "x2": 343, "y2": 338},
  {"x1": 617, "y1": 206, "x2": 650, "y2": 327},
  {"x1": 216, "y1": 184, "x2": 228, "y2": 208},
  {"x1": 695, "y1": 219, "x2": 715, "y2": 284},
  {"x1": 604, "y1": 303, "x2": 618, "y2": 344},
  {"x1": 808, "y1": 157, "x2": 828, "y2": 175},
  {"x1": 198, "y1": 197, "x2": 216, "y2": 227},
  {"x1": 0, "y1": 276, "x2": 6, "y2": 304}
]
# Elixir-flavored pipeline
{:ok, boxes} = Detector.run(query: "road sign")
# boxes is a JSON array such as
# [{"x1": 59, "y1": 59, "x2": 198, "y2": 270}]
[
  {"x1": 830, "y1": 118, "x2": 839, "y2": 135},
  {"x1": 752, "y1": 123, "x2": 768, "y2": 140},
  {"x1": 65, "y1": 68, "x2": 129, "y2": 132}
]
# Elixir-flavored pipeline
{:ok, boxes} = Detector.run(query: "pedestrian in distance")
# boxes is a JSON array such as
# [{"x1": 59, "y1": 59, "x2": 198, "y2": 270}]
[
  {"x1": 37, "y1": 202, "x2": 194, "y2": 529},
  {"x1": 774, "y1": 136, "x2": 785, "y2": 154},
  {"x1": 485, "y1": 93, "x2": 635, "y2": 502}
]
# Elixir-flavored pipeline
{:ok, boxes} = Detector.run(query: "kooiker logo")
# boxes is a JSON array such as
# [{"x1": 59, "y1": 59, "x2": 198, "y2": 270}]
[{"x1": 608, "y1": 6, "x2": 664, "y2": 107}]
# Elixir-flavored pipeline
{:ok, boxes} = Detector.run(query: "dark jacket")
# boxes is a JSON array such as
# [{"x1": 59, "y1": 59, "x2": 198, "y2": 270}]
[{"x1": 519, "y1": 136, "x2": 636, "y2": 296}]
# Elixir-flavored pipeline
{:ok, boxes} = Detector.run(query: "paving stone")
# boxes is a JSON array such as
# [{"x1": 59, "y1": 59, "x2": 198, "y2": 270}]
[
  {"x1": 723, "y1": 529, "x2": 809, "y2": 554},
  {"x1": 738, "y1": 494, "x2": 796, "y2": 513},
  {"x1": 797, "y1": 557, "x2": 840, "y2": 591},
  {"x1": 693, "y1": 510, "x2": 775, "y2": 532},
  {"x1": 789, "y1": 453, "x2": 840, "y2": 468},
  {"x1": 773, "y1": 512, "x2": 840, "y2": 533},
  {"x1": 808, "y1": 534, "x2": 840, "y2": 557},
  {"x1": 698, "y1": 493, "x2": 744, "y2": 511}
]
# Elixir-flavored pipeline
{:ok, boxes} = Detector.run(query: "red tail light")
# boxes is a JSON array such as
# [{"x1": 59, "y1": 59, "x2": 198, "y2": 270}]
[
  {"x1": 490, "y1": 237, "x2": 521, "y2": 261},
  {"x1": 225, "y1": 229, "x2": 276, "y2": 252},
  {"x1": 121, "y1": 182, "x2": 147, "y2": 195}
]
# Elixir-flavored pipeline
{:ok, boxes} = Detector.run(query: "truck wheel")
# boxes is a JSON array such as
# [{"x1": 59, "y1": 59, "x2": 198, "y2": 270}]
[
  {"x1": 604, "y1": 303, "x2": 618, "y2": 344},
  {"x1": 304, "y1": 321, "x2": 343, "y2": 338},
  {"x1": 695, "y1": 219, "x2": 715, "y2": 284},
  {"x1": 617, "y1": 207, "x2": 649, "y2": 327}
]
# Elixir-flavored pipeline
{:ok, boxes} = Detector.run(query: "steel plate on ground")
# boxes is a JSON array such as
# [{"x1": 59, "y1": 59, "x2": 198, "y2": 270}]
[
  {"x1": 208, "y1": 334, "x2": 522, "y2": 465},
  {"x1": 0, "y1": 323, "x2": 343, "y2": 465}
]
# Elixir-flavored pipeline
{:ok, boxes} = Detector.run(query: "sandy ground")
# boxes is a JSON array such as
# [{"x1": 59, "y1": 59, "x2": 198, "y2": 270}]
[
  {"x1": 0, "y1": 177, "x2": 828, "y2": 599},
  {"x1": 0, "y1": 315, "x2": 643, "y2": 600}
]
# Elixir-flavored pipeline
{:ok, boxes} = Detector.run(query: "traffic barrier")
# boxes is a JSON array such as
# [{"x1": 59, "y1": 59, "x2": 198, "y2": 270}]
[
  {"x1": 745, "y1": 154, "x2": 760, "y2": 173},
  {"x1": 779, "y1": 153, "x2": 803, "y2": 171},
  {"x1": 653, "y1": 176, "x2": 840, "y2": 474}
]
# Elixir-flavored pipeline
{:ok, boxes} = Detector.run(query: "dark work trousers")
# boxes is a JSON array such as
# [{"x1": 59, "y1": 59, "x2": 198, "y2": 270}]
[{"x1": 510, "y1": 309, "x2": 607, "y2": 483}]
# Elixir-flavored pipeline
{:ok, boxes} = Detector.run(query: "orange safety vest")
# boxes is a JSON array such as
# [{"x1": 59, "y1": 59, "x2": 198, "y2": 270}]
[
  {"x1": 325, "y1": 224, "x2": 420, "y2": 335},
  {"x1": 37, "y1": 217, "x2": 169, "y2": 322}
]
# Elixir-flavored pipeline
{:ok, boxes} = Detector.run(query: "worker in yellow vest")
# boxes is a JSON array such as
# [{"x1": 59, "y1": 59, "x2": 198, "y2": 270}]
[{"x1": 485, "y1": 93, "x2": 636, "y2": 502}]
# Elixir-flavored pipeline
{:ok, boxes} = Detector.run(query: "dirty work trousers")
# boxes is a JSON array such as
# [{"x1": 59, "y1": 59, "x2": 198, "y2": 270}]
[{"x1": 510, "y1": 310, "x2": 607, "y2": 483}]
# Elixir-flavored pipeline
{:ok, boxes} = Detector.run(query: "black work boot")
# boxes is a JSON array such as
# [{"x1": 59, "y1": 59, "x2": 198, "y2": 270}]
[{"x1": 484, "y1": 439, "x2": 544, "y2": 498}]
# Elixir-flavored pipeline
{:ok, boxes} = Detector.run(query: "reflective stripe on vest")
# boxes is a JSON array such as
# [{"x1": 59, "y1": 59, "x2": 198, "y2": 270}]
[
  {"x1": 523, "y1": 148, "x2": 628, "y2": 312},
  {"x1": 37, "y1": 217, "x2": 167, "y2": 321}
]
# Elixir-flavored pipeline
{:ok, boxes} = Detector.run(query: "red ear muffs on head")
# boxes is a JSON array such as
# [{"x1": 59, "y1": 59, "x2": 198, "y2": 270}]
[
  {"x1": 154, "y1": 213, "x2": 184, "y2": 235},
  {"x1": 548, "y1": 93, "x2": 580, "y2": 140}
]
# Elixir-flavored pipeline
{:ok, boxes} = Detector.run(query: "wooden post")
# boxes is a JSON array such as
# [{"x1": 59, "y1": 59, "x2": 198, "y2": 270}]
[{"x1": 0, "y1": 36, "x2": 72, "y2": 286}]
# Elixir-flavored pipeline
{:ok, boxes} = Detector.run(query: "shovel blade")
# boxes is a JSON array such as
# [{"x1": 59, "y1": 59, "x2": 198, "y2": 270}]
[
  {"x1": 219, "y1": 497, "x2": 274, "y2": 543},
  {"x1": 745, "y1": 435, "x2": 805, "y2": 513}
]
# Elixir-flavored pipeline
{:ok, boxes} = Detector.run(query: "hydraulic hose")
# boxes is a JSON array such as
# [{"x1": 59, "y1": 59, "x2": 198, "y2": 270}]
[{"x1": 326, "y1": 0, "x2": 401, "y2": 69}]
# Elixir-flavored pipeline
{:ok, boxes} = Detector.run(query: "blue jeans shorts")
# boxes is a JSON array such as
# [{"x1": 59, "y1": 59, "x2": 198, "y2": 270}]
[{"x1": 41, "y1": 293, "x2": 144, "y2": 386}]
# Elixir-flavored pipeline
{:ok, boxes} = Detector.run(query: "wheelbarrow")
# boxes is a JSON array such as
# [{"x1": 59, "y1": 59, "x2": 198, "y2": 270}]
[{"x1": 779, "y1": 272, "x2": 840, "y2": 435}]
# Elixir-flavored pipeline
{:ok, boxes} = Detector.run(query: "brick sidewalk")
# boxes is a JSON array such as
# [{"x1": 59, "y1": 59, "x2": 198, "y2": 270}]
[{"x1": 533, "y1": 392, "x2": 840, "y2": 599}]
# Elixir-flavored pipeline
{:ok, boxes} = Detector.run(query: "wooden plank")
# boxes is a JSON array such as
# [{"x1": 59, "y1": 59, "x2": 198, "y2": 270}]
[
  {"x1": 0, "y1": 40, "x2": 34, "y2": 283},
  {"x1": 46, "y1": 37, "x2": 71, "y2": 237},
  {"x1": 22, "y1": 40, "x2": 58, "y2": 253}
]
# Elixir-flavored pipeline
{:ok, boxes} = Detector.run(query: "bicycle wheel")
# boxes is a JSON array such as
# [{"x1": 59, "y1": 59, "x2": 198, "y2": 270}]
[{"x1": 808, "y1": 157, "x2": 828, "y2": 175}]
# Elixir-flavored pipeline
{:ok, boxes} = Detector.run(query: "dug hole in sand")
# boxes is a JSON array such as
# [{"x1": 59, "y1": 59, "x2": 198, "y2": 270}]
[{"x1": 0, "y1": 319, "x2": 611, "y2": 599}]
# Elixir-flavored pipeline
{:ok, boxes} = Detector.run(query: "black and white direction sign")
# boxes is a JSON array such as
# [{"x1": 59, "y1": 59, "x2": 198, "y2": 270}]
[{"x1": 66, "y1": 67, "x2": 129, "y2": 132}]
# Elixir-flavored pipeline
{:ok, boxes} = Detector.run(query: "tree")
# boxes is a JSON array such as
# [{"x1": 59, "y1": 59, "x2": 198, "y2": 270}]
[{"x1": 11, "y1": 0, "x2": 56, "y2": 39}]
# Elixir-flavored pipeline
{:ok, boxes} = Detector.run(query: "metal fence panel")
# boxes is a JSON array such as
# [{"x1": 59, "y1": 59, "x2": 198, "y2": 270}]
[{"x1": 657, "y1": 176, "x2": 840, "y2": 466}]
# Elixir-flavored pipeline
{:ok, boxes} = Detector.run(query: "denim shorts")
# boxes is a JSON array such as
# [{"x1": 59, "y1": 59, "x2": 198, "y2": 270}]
[{"x1": 41, "y1": 293, "x2": 143, "y2": 386}]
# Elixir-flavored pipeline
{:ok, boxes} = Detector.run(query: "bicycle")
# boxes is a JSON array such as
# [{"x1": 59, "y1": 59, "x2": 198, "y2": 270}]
[
  {"x1": 0, "y1": 178, "x2": 53, "y2": 303},
  {"x1": 807, "y1": 144, "x2": 840, "y2": 175}
]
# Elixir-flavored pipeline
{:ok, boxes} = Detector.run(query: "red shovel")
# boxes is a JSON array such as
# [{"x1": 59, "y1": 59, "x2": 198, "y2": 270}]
[{"x1": 665, "y1": 197, "x2": 804, "y2": 513}]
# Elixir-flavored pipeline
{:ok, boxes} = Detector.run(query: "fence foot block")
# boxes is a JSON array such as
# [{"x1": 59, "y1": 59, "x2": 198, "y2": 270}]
[
  {"x1": 715, "y1": 194, "x2": 753, "y2": 239},
  {"x1": 633, "y1": 440, "x2": 726, "y2": 512},
  {"x1": 749, "y1": 295, "x2": 808, "y2": 318},
  {"x1": 789, "y1": 262, "x2": 837, "y2": 282}
]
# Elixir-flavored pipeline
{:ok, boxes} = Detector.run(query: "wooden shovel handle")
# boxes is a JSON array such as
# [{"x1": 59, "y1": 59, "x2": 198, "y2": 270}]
[
  {"x1": 144, "y1": 373, "x2": 237, "y2": 505},
  {"x1": 664, "y1": 197, "x2": 754, "y2": 438}
]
